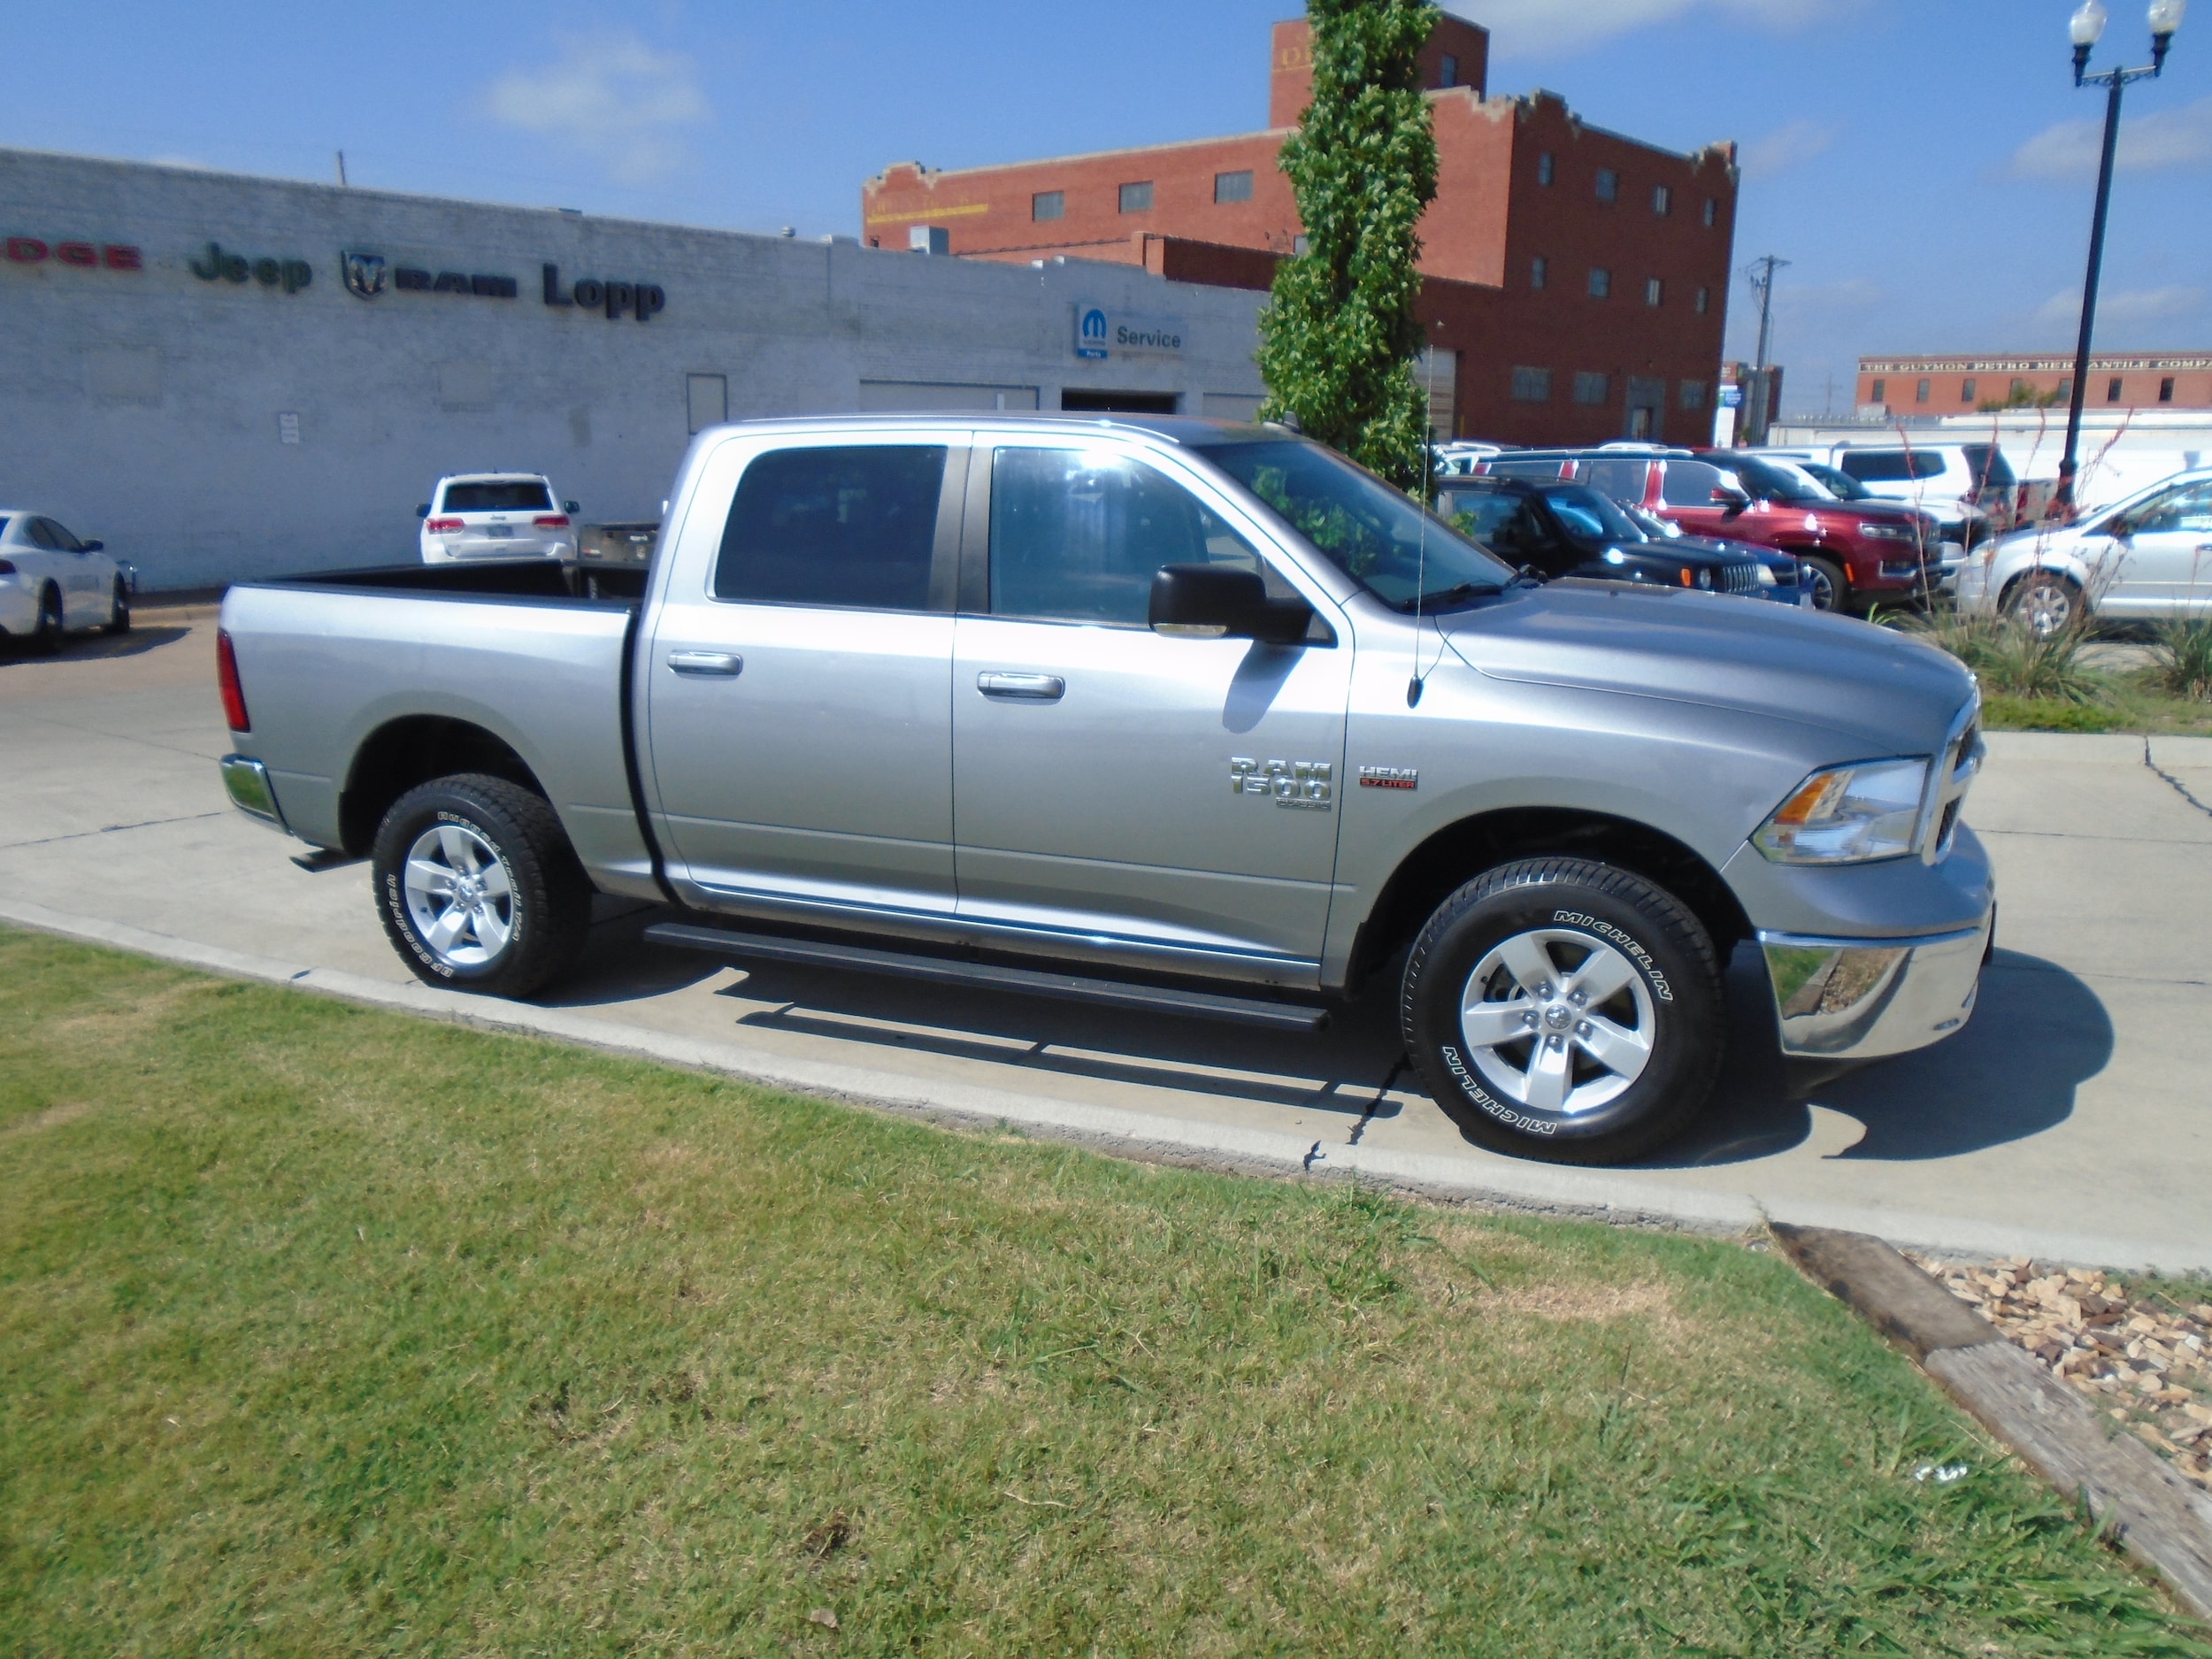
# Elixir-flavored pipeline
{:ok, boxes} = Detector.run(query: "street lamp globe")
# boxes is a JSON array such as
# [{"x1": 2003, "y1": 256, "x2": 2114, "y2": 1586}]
[
  {"x1": 2070, "y1": 0, "x2": 2109, "y2": 45},
  {"x1": 2148, "y1": 0, "x2": 2185, "y2": 37}
]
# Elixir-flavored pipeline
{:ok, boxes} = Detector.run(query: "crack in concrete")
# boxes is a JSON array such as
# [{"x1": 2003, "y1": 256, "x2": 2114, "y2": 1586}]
[
  {"x1": 0, "y1": 810, "x2": 226, "y2": 851},
  {"x1": 1346, "y1": 1058, "x2": 1409, "y2": 1148},
  {"x1": 2145, "y1": 737, "x2": 2212, "y2": 822}
]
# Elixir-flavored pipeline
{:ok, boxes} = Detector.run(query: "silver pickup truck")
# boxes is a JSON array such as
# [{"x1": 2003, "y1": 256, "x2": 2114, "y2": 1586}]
[{"x1": 217, "y1": 414, "x2": 1993, "y2": 1165}]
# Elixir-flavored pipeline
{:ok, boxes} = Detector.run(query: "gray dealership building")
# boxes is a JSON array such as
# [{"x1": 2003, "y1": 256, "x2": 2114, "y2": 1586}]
[{"x1": 0, "y1": 148, "x2": 1270, "y2": 591}]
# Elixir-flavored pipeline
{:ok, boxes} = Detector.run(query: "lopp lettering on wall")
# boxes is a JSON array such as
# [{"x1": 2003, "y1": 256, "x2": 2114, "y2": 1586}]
[
  {"x1": 5, "y1": 236, "x2": 142, "y2": 271},
  {"x1": 191, "y1": 242, "x2": 313, "y2": 294},
  {"x1": 542, "y1": 265, "x2": 666, "y2": 322}
]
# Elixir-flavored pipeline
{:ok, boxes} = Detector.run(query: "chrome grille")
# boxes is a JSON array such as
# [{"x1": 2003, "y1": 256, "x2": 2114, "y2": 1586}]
[
  {"x1": 1917, "y1": 698, "x2": 1984, "y2": 863},
  {"x1": 1718, "y1": 560, "x2": 1765, "y2": 595}
]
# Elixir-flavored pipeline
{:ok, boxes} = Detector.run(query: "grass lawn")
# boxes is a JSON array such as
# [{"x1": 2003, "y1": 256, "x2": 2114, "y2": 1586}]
[
  {"x1": 1982, "y1": 677, "x2": 2212, "y2": 736},
  {"x1": 3, "y1": 926, "x2": 2207, "y2": 1656}
]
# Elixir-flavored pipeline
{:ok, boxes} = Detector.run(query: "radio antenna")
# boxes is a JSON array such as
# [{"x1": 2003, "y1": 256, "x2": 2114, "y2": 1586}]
[{"x1": 1409, "y1": 344, "x2": 1438, "y2": 708}]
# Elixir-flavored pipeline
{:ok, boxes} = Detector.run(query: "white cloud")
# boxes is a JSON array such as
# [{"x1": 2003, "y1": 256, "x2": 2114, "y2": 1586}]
[
  {"x1": 1740, "y1": 119, "x2": 1842, "y2": 180},
  {"x1": 2032, "y1": 285, "x2": 2206, "y2": 329},
  {"x1": 1455, "y1": 0, "x2": 1854, "y2": 58},
  {"x1": 486, "y1": 35, "x2": 710, "y2": 184},
  {"x1": 2008, "y1": 95, "x2": 2212, "y2": 180}
]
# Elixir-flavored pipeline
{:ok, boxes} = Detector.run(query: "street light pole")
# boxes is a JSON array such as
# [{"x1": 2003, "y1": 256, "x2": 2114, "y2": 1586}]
[
  {"x1": 2055, "y1": 0, "x2": 2186, "y2": 515},
  {"x1": 1743, "y1": 253, "x2": 1789, "y2": 445}
]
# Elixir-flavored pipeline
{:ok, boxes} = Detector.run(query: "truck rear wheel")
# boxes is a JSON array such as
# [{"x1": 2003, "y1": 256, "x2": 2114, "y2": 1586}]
[
  {"x1": 371, "y1": 772, "x2": 590, "y2": 999},
  {"x1": 1399, "y1": 857, "x2": 1724, "y2": 1165}
]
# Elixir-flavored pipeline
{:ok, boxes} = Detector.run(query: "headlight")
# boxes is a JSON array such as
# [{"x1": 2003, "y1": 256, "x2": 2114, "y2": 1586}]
[
  {"x1": 1694, "y1": 567, "x2": 1712, "y2": 588},
  {"x1": 1755, "y1": 563, "x2": 1778, "y2": 587},
  {"x1": 1857, "y1": 522, "x2": 1915, "y2": 541},
  {"x1": 1754, "y1": 757, "x2": 1930, "y2": 864}
]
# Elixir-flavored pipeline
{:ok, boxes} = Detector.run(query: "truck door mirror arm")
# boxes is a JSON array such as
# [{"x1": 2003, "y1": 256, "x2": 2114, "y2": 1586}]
[{"x1": 1148, "y1": 564, "x2": 1316, "y2": 646}]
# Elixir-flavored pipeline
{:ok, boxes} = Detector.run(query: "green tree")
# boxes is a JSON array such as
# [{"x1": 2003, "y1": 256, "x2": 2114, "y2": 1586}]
[{"x1": 1257, "y1": 0, "x2": 1441, "y2": 493}]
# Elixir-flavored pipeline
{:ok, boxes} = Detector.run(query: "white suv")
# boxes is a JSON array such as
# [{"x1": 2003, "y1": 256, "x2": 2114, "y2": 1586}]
[
  {"x1": 418, "y1": 474, "x2": 579, "y2": 564},
  {"x1": 1823, "y1": 442, "x2": 2015, "y2": 543}
]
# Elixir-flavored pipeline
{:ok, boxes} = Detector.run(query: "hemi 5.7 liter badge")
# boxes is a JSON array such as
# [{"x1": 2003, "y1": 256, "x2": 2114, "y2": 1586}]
[{"x1": 1358, "y1": 766, "x2": 1419, "y2": 790}]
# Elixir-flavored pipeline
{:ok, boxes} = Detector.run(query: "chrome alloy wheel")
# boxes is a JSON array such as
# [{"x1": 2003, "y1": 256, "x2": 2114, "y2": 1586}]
[
  {"x1": 2014, "y1": 573, "x2": 2076, "y2": 640},
  {"x1": 402, "y1": 823, "x2": 515, "y2": 967},
  {"x1": 1457, "y1": 928, "x2": 1656, "y2": 1116}
]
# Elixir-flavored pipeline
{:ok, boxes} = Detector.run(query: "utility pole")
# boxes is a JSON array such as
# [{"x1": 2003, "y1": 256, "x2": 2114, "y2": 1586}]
[
  {"x1": 335, "y1": 150, "x2": 349, "y2": 188},
  {"x1": 1742, "y1": 253, "x2": 1790, "y2": 443}
]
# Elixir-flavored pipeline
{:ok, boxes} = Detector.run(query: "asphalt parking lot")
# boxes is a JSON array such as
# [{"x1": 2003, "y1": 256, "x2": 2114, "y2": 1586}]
[{"x1": 6, "y1": 607, "x2": 2211, "y2": 1267}]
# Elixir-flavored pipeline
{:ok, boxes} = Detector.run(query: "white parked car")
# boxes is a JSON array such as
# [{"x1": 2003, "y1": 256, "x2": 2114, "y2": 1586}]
[
  {"x1": 1432, "y1": 441, "x2": 1512, "y2": 478},
  {"x1": 418, "y1": 474, "x2": 579, "y2": 564},
  {"x1": 1955, "y1": 467, "x2": 2212, "y2": 636},
  {"x1": 0, "y1": 511, "x2": 134, "y2": 651},
  {"x1": 1818, "y1": 442, "x2": 2015, "y2": 543}
]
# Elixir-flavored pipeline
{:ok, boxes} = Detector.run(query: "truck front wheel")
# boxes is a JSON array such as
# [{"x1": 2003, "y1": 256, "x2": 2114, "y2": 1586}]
[
  {"x1": 1799, "y1": 555, "x2": 1847, "y2": 612},
  {"x1": 1400, "y1": 857, "x2": 1724, "y2": 1165},
  {"x1": 370, "y1": 772, "x2": 591, "y2": 999}
]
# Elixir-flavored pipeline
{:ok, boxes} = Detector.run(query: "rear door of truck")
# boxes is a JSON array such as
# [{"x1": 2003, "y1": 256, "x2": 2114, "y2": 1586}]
[{"x1": 641, "y1": 431, "x2": 967, "y2": 916}]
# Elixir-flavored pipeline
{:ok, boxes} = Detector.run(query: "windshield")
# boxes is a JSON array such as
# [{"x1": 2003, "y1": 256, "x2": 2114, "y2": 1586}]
[
  {"x1": 1798, "y1": 462, "x2": 1868, "y2": 500},
  {"x1": 1716, "y1": 457, "x2": 1820, "y2": 503},
  {"x1": 1539, "y1": 484, "x2": 1647, "y2": 544},
  {"x1": 1206, "y1": 440, "x2": 1514, "y2": 610},
  {"x1": 1622, "y1": 503, "x2": 1681, "y2": 539}
]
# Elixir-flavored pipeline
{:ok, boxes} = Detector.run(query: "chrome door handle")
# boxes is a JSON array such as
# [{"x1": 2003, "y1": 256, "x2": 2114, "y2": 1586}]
[
  {"x1": 668, "y1": 650, "x2": 742, "y2": 677},
  {"x1": 977, "y1": 672, "x2": 1064, "y2": 701}
]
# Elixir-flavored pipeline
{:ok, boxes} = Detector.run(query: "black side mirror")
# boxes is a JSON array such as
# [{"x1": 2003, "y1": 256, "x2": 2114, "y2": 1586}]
[
  {"x1": 1710, "y1": 485, "x2": 1750, "y2": 517},
  {"x1": 1149, "y1": 564, "x2": 1313, "y2": 645},
  {"x1": 565, "y1": 500, "x2": 580, "y2": 515},
  {"x1": 79, "y1": 539, "x2": 104, "y2": 552},
  {"x1": 417, "y1": 503, "x2": 432, "y2": 518}
]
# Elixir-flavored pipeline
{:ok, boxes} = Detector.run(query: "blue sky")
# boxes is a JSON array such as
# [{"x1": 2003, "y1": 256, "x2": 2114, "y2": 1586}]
[{"x1": 4, "y1": 0, "x2": 2207, "y2": 417}]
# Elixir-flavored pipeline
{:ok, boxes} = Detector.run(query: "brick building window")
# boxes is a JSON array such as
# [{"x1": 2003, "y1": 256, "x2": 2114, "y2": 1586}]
[
  {"x1": 2009, "y1": 378, "x2": 2029, "y2": 400},
  {"x1": 1537, "y1": 150, "x2": 1555, "y2": 185},
  {"x1": 1916, "y1": 378, "x2": 1932, "y2": 403},
  {"x1": 1531, "y1": 256, "x2": 1548, "y2": 289},
  {"x1": 1680, "y1": 380, "x2": 1707, "y2": 411},
  {"x1": 1587, "y1": 267, "x2": 1611, "y2": 299},
  {"x1": 1870, "y1": 379, "x2": 1887, "y2": 404},
  {"x1": 1440, "y1": 52, "x2": 1459, "y2": 87},
  {"x1": 1032, "y1": 191, "x2": 1064, "y2": 222},
  {"x1": 1118, "y1": 180, "x2": 1153, "y2": 213},
  {"x1": 1214, "y1": 170, "x2": 1253, "y2": 204},
  {"x1": 1644, "y1": 277, "x2": 1663, "y2": 307},
  {"x1": 2108, "y1": 377, "x2": 2124, "y2": 402},
  {"x1": 1702, "y1": 197, "x2": 1717, "y2": 227},
  {"x1": 1961, "y1": 378, "x2": 1978, "y2": 403},
  {"x1": 1653, "y1": 184, "x2": 1671, "y2": 216},
  {"x1": 2161, "y1": 377, "x2": 2177, "y2": 403},
  {"x1": 1573, "y1": 372, "x2": 1610, "y2": 405},
  {"x1": 2055, "y1": 378, "x2": 2073, "y2": 403},
  {"x1": 1594, "y1": 168, "x2": 1618, "y2": 202},
  {"x1": 1694, "y1": 286, "x2": 1709, "y2": 314},
  {"x1": 1511, "y1": 366, "x2": 1553, "y2": 402}
]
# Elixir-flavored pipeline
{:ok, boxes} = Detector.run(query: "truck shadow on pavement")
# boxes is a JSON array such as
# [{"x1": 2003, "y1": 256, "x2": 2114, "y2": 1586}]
[{"x1": 1649, "y1": 947, "x2": 2113, "y2": 1167}]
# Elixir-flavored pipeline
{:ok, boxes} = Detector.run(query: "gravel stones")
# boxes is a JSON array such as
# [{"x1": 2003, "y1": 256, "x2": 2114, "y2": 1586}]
[{"x1": 1909, "y1": 1255, "x2": 2212, "y2": 1489}]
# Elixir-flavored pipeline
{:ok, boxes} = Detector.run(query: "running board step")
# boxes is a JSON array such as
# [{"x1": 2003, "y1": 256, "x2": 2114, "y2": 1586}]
[{"x1": 643, "y1": 922, "x2": 1331, "y2": 1033}]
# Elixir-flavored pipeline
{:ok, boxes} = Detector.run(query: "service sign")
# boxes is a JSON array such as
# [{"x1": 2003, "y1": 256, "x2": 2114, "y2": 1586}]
[{"x1": 1073, "y1": 303, "x2": 1186, "y2": 362}]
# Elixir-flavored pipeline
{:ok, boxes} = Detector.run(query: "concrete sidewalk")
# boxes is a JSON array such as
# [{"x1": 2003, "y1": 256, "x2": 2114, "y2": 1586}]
[{"x1": 5, "y1": 618, "x2": 2210, "y2": 1268}]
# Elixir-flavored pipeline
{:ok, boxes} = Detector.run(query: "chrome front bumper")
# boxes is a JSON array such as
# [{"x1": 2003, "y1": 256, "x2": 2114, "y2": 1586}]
[
  {"x1": 219, "y1": 755, "x2": 289, "y2": 832},
  {"x1": 1759, "y1": 908, "x2": 1993, "y2": 1060}
]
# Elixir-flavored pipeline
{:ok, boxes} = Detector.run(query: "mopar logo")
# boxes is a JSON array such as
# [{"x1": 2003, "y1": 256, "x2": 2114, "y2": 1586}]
[{"x1": 1076, "y1": 306, "x2": 1109, "y2": 360}]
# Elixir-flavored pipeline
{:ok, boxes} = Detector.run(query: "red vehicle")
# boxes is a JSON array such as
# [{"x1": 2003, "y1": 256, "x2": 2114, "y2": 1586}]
[{"x1": 1477, "y1": 448, "x2": 1947, "y2": 613}]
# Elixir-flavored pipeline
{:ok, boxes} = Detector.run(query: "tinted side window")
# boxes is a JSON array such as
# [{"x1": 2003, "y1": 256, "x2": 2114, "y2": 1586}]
[
  {"x1": 1439, "y1": 491, "x2": 1545, "y2": 563},
  {"x1": 1962, "y1": 444, "x2": 2016, "y2": 488},
  {"x1": 989, "y1": 448, "x2": 1257, "y2": 626},
  {"x1": 715, "y1": 445, "x2": 947, "y2": 610},
  {"x1": 26, "y1": 518, "x2": 61, "y2": 550},
  {"x1": 1837, "y1": 450, "x2": 1914, "y2": 483},
  {"x1": 1573, "y1": 457, "x2": 1649, "y2": 502},
  {"x1": 42, "y1": 519, "x2": 82, "y2": 550},
  {"x1": 1488, "y1": 458, "x2": 1569, "y2": 481},
  {"x1": 1659, "y1": 461, "x2": 1724, "y2": 507},
  {"x1": 2135, "y1": 480, "x2": 2212, "y2": 534}
]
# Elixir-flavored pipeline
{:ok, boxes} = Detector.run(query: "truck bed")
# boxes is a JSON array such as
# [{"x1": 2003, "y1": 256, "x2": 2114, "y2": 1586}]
[{"x1": 220, "y1": 559, "x2": 660, "y2": 895}]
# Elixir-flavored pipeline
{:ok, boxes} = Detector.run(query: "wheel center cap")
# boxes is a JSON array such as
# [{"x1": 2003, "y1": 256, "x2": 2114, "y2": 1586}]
[{"x1": 1543, "y1": 1003, "x2": 1573, "y2": 1031}]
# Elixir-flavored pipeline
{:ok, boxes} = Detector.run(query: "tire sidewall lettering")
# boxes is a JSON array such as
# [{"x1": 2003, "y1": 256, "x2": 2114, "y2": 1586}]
[
  {"x1": 1548, "y1": 908, "x2": 1672, "y2": 1003},
  {"x1": 1438, "y1": 1042, "x2": 1557, "y2": 1135}
]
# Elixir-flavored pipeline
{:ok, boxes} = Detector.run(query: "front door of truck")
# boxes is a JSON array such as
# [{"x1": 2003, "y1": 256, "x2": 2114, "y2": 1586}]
[
  {"x1": 949, "y1": 441, "x2": 1350, "y2": 975},
  {"x1": 645, "y1": 436, "x2": 965, "y2": 918}
]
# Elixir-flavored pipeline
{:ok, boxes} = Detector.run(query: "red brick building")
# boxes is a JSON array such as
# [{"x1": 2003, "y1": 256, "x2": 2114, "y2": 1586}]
[
  {"x1": 862, "y1": 15, "x2": 1740, "y2": 445},
  {"x1": 1856, "y1": 353, "x2": 2212, "y2": 414}
]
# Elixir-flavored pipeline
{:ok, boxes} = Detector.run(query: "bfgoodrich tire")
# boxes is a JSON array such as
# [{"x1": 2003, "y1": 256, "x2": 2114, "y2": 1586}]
[
  {"x1": 371, "y1": 772, "x2": 591, "y2": 999},
  {"x1": 1400, "y1": 857, "x2": 1725, "y2": 1165}
]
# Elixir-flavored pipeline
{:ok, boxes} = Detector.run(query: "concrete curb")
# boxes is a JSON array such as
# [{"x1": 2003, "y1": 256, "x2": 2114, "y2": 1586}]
[
  {"x1": 4, "y1": 895, "x2": 2211, "y2": 1272},
  {"x1": 1773, "y1": 1224, "x2": 2212, "y2": 1623}
]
